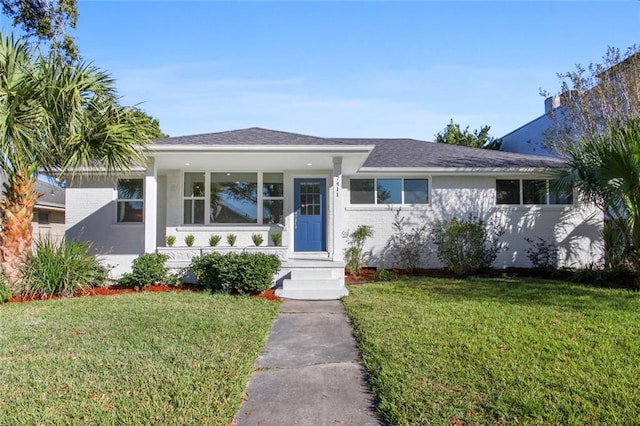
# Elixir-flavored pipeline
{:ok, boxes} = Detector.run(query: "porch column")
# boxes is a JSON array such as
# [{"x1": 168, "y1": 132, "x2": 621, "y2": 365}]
[
  {"x1": 331, "y1": 157, "x2": 344, "y2": 261},
  {"x1": 144, "y1": 159, "x2": 158, "y2": 253}
]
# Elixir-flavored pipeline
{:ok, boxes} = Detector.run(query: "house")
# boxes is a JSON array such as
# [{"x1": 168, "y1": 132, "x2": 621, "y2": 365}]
[
  {"x1": 32, "y1": 180, "x2": 66, "y2": 243},
  {"x1": 501, "y1": 51, "x2": 639, "y2": 157},
  {"x1": 65, "y1": 127, "x2": 603, "y2": 299},
  {"x1": 0, "y1": 176, "x2": 66, "y2": 244}
]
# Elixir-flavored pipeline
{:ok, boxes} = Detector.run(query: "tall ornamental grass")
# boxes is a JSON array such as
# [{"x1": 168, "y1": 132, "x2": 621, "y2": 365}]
[{"x1": 19, "y1": 237, "x2": 107, "y2": 297}]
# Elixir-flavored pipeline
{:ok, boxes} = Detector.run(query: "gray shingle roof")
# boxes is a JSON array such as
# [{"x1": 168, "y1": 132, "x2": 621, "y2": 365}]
[
  {"x1": 152, "y1": 127, "x2": 567, "y2": 170},
  {"x1": 34, "y1": 180, "x2": 65, "y2": 209},
  {"x1": 153, "y1": 127, "x2": 352, "y2": 146},
  {"x1": 334, "y1": 138, "x2": 567, "y2": 169}
]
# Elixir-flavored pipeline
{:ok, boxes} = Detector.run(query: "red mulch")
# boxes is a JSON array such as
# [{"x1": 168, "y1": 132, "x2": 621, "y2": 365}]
[{"x1": 6, "y1": 283, "x2": 283, "y2": 304}]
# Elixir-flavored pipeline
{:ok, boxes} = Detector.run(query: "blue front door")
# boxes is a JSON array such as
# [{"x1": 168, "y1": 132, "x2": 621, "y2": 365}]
[{"x1": 294, "y1": 178, "x2": 326, "y2": 251}]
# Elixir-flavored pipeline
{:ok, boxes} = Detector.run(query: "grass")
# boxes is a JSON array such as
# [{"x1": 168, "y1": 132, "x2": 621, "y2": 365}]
[
  {"x1": 0, "y1": 291, "x2": 279, "y2": 425},
  {"x1": 343, "y1": 277, "x2": 640, "y2": 425}
]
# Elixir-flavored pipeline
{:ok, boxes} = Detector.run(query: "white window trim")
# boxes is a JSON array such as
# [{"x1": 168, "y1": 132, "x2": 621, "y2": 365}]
[
  {"x1": 182, "y1": 171, "x2": 285, "y2": 225},
  {"x1": 495, "y1": 178, "x2": 574, "y2": 206},
  {"x1": 348, "y1": 176, "x2": 431, "y2": 206},
  {"x1": 116, "y1": 178, "x2": 144, "y2": 223}
]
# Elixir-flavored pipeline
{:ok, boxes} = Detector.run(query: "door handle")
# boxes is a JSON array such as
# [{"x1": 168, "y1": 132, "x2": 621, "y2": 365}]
[{"x1": 294, "y1": 211, "x2": 298, "y2": 229}]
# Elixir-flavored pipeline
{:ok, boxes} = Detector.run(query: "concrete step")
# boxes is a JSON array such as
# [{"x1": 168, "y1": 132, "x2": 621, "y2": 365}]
[
  {"x1": 275, "y1": 285, "x2": 348, "y2": 300},
  {"x1": 282, "y1": 278, "x2": 343, "y2": 289},
  {"x1": 290, "y1": 268, "x2": 343, "y2": 280}
]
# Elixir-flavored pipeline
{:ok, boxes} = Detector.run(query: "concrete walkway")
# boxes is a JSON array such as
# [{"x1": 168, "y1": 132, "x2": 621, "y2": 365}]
[{"x1": 233, "y1": 300, "x2": 382, "y2": 426}]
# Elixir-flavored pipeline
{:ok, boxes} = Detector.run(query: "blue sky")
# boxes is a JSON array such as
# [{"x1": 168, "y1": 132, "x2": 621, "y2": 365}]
[{"x1": 2, "y1": 1, "x2": 639, "y2": 140}]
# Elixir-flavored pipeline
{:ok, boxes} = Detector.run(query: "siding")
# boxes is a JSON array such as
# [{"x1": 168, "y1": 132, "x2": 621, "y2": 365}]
[
  {"x1": 342, "y1": 175, "x2": 603, "y2": 269},
  {"x1": 65, "y1": 177, "x2": 144, "y2": 277}
]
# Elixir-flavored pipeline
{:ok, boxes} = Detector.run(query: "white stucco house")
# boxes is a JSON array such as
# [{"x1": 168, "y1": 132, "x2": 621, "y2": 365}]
[{"x1": 66, "y1": 127, "x2": 603, "y2": 299}]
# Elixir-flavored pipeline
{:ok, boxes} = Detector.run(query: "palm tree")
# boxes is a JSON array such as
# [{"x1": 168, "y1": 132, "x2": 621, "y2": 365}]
[
  {"x1": 0, "y1": 33, "x2": 152, "y2": 289},
  {"x1": 556, "y1": 118, "x2": 640, "y2": 269}
]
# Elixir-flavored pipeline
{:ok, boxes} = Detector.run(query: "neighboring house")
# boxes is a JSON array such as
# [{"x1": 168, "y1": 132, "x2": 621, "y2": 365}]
[
  {"x1": 65, "y1": 127, "x2": 603, "y2": 299},
  {"x1": 32, "y1": 180, "x2": 66, "y2": 243},
  {"x1": 501, "y1": 52, "x2": 639, "y2": 157},
  {"x1": 500, "y1": 95, "x2": 562, "y2": 157},
  {"x1": 0, "y1": 177, "x2": 66, "y2": 244}
]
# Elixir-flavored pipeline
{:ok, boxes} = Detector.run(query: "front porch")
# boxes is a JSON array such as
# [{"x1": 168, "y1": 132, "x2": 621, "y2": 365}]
[{"x1": 139, "y1": 142, "x2": 372, "y2": 299}]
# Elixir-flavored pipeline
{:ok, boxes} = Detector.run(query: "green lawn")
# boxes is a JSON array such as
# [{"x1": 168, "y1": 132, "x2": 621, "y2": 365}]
[
  {"x1": 0, "y1": 291, "x2": 279, "y2": 425},
  {"x1": 343, "y1": 277, "x2": 640, "y2": 425}
]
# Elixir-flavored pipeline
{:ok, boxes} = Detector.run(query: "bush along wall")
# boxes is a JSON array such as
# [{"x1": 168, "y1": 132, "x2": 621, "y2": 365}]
[{"x1": 190, "y1": 252, "x2": 280, "y2": 295}]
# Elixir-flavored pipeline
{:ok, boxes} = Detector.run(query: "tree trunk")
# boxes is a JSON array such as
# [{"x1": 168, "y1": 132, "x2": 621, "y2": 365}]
[{"x1": 0, "y1": 171, "x2": 40, "y2": 291}]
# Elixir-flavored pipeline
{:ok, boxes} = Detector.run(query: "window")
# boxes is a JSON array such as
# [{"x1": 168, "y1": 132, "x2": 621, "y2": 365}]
[
  {"x1": 496, "y1": 179, "x2": 573, "y2": 205},
  {"x1": 211, "y1": 172, "x2": 258, "y2": 223},
  {"x1": 523, "y1": 180, "x2": 547, "y2": 204},
  {"x1": 350, "y1": 178, "x2": 429, "y2": 205},
  {"x1": 182, "y1": 172, "x2": 283, "y2": 225},
  {"x1": 37, "y1": 212, "x2": 49, "y2": 225},
  {"x1": 496, "y1": 179, "x2": 520, "y2": 204},
  {"x1": 117, "y1": 179, "x2": 143, "y2": 222},
  {"x1": 263, "y1": 173, "x2": 284, "y2": 224},
  {"x1": 184, "y1": 173, "x2": 205, "y2": 224}
]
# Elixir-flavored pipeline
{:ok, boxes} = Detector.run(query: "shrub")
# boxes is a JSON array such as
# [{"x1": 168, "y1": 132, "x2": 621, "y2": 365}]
[
  {"x1": 209, "y1": 235, "x2": 221, "y2": 247},
  {"x1": 525, "y1": 237, "x2": 559, "y2": 271},
  {"x1": 185, "y1": 234, "x2": 195, "y2": 247},
  {"x1": 271, "y1": 232, "x2": 282, "y2": 246},
  {"x1": 432, "y1": 214, "x2": 505, "y2": 276},
  {"x1": 385, "y1": 209, "x2": 429, "y2": 272},
  {"x1": 376, "y1": 269, "x2": 397, "y2": 281},
  {"x1": 19, "y1": 237, "x2": 107, "y2": 297},
  {"x1": 190, "y1": 252, "x2": 280, "y2": 295},
  {"x1": 0, "y1": 274, "x2": 11, "y2": 302},
  {"x1": 344, "y1": 225, "x2": 374, "y2": 276},
  {"x1": 226, "y1": 234, "x2": 237, "y2": 247},
  {"x1": 118, "y1": 252, "x2": 170, "y2": 289},
  {"x1": 166, "y1": 235, "x2": 176, "y2": 247},
  {"x1": 251, "y1": 233, "x2": 264, "y2": 246}
]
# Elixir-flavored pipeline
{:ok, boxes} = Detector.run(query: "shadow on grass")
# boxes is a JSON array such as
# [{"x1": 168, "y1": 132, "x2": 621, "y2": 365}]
[{"x1": 389, "y1": 276, "x2": 639, "y2": 313}]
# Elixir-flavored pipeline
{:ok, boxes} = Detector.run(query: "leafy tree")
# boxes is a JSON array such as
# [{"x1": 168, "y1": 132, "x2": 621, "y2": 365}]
[
  {"x1": 0, "y1": 33, "x2": 153, "y2": 290},
  {"x1": 555, "y1": 118, "x2": 640, "y2": 271},
  {"x1": 435, "y1": 120, "x2": 501, "y2": 150},
  {"x1": 542, "y1": 45, "x2": 640, "y2": 154},
  {"x1": 132, "y1": 108, "x2": 168, "y2": 139},
  {"x1": 1, "y1": 0, "x2": 78, "y2": 60}
]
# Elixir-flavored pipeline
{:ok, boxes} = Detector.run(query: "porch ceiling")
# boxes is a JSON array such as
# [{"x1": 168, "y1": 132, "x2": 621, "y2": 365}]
[{"x1": 151, "y1": 146, "x2": 373, "y2": 174}]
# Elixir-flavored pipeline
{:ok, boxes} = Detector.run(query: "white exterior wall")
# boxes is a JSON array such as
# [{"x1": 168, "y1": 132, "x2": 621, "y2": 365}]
[
  {"x1": 343, "y1": 175, "x2": 603, "y2": 269},
  {"x1": 65, "y1": 177, "x2": 144, "y2": 277}
]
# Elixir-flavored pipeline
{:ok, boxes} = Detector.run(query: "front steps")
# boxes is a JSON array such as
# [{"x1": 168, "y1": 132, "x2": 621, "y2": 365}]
[{"x1": 275, "y1": 260, "x2": 347, "y2": 300}]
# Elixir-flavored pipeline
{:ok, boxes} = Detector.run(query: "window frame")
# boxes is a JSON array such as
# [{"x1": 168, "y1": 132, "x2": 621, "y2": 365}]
[
  {"x1": 183, "y1": 172, "x2": 206, "y2": 224},
  {"x1": 116, "y1": 178, "x2": 144, "y2": 223},
  {"x1": 182, "y1": 171, "x2": 285, "y2": 225},
  {"x1": 495, "y1": 178, "x2": 574, "y2": 206},
  {"x1": 349, "y1": 177, "x2": 430, "y2": 206}
]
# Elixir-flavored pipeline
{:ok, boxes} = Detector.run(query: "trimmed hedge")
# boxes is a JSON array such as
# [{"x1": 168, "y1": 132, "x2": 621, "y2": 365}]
[
  {"x1": 119, "y1": 253, "x2": 170, "y2": 289},
  {"x1": 190, "y1": 252, "x2": 280, "y2": 295}
]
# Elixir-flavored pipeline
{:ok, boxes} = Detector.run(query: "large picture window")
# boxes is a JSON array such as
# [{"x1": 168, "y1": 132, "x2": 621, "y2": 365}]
[
  {"x1": 211, "y1": 172, "x2": 258, "y2": 223},
  {"x1": 496, "y1": 179, "x2": 573, "y2": 205},
  {"x1": 350, "y1": 178, "x2": 429, "y2": 205},
  {"x1": 182, "y1": 172, "x2": 284, "y2": 225},
  {"x1": 117, "y1": 179, "x2": 143, "y2": 223}
]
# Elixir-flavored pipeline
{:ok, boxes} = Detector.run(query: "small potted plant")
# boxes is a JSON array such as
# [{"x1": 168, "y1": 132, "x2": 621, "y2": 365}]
[
  {"x1": 251, "y1": 233, "x2": 264, "y2": 247},
  {"x1": 209, "y1": 235, "x2": 221, "y2": 247},
  {"x1": 226, "y1": 234, "x2": 237, "y2": 247},
  {"x1": 271, "y1": 232, "x2": 282, "y2": 247},
  {"x1": 185, "y1": 234, "x2": 195, "y2": 247},
  {"x1": 166, "y1": 235, "x2": 176, "y2": 247}
]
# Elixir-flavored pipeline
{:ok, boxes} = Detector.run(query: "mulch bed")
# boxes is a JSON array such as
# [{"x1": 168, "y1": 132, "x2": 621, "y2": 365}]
[{"x1": 7, "y1": 283, "x2": 282, "y2": 304}]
